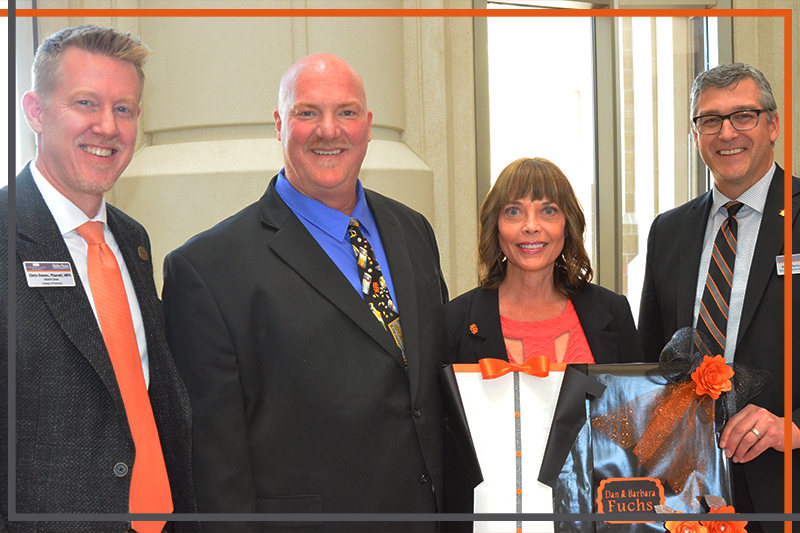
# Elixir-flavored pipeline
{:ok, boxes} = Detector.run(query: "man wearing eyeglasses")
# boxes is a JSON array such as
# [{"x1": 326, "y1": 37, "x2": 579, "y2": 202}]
[{"x1": 638, "y1": 63, "x2": 798, "y2": 528}]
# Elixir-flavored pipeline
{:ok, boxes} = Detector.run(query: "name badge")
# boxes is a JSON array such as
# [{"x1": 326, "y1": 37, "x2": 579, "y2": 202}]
[
  {"x1": 23, "y1": 261, "x2": 76, "y2": 287},
  {"x1": 775, "y1": 254, "x2": 800, "y2": 276}
]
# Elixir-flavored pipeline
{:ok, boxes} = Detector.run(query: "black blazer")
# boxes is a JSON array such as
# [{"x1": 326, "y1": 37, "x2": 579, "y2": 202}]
[
  {"x1": 439, "y1": 282, "x2": 640, "y2": 525},
  {"x1": 444, "y1": 283, "x2": 642, "y2": 365},
  {"x1": 1, "y1": 165, "x2": 197, "y2": 532},
  {"x1": 162, "y1": 176, "x2": 448, "y2": 532},
  {"x1": 638, "y1": 164, "x2": 799, "y2": 517}
]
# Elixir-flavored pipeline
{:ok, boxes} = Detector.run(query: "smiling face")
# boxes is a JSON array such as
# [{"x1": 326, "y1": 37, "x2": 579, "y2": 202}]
[
  {"x1": 692, "y1": 78, "x2": 779, "y2": 199},
  {"x1": 274, "y1": 54, "x2": 373, "y2": 214},
  {"x1": 22, "y1": 46, "x2": 141, "y2": 217},
  {"x1": 497, "y1": 197, "x2": 566, "y2": 282}
]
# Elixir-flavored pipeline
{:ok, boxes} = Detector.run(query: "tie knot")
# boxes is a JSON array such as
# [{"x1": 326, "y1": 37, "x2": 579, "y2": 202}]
[
  {"x1": 348, "y1": 217, "x2": 361, "y2": 230},
  {"x1": 725, "y1": 201, "x2": 743, "y2": 218},
  {"x1": 76, "y1": 221, "x2": 106, "y2": 245}
]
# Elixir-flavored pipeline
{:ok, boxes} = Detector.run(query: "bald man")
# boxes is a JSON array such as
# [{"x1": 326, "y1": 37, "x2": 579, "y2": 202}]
[{"x1": 162, "y1": 53, "x2": 449, "y2": 532}]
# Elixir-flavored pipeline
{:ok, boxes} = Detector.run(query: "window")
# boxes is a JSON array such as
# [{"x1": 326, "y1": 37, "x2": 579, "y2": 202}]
[
  {"x1": 620, "y1": 16, "x2": 718, "y2": 319},
  {"x1": 477, "y1": 3, "x2": 722, "y2": 313},
  {"x1": 486, "y1": 11, "x2": 596, "y2": 266},
  {"x1": 15, "y1": 6, "x2": 36, "y2": 178},
  {"x1": 1, "y1": 1, "x2": 8, "y2": 188}
]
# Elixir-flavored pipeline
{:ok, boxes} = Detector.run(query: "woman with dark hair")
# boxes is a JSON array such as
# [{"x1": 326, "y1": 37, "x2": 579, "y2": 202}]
[
  {"x1": 445, "y1": 157, "x2": 641, "y2": 366},
  {"x1": 440, "y1": 158, "x2": 644, "y2": 525}
]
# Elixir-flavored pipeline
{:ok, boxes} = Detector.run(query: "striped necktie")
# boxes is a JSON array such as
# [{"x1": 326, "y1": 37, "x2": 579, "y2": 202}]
[
  {"x1": 77, "y1": 222, "x2": 172, "y2": 533},
  {"x1": 696, "y1": 201, "x2": 744, "y2": 358}
]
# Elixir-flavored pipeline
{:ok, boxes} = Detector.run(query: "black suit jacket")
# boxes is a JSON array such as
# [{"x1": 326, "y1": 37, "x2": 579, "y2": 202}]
[
  {"x1": 161, "y1": 176, "x2": 448, "y2": 532},
  {"x1": 638, "y1": 164, "x2": 799, "y2": 518},
  {"x1": 0, "y1": 165, "x2": 197, "y2": 532},
  {"x1": 444, "y1": 283, "x2": 642, "y2": 365}
]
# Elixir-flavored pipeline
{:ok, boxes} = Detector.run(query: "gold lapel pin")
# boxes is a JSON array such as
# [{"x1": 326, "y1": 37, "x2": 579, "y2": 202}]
[
  {"x1": 138, "y1": 246, "x2": 149, "y2": 261},
  {"x1": 779, "y1": 209, "x2": 785, "y2": 217}
]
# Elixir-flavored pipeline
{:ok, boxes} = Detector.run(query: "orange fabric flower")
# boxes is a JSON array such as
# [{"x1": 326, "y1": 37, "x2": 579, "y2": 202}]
[
  {"x1": 691, "y1": 355, "x2": 734, "y2": 399},
  {"x1": 701, "y1": 505, "x2": 748, "y2": 533},
  {"x1": 700, "y1": 521, "x2": 747, "y2": 533},
  {"x1": 707, "y1": 506, "x2": 736, "y2": 513},
  {"x1": 665, "y1": 520, "x2": 708, "y2": 533}
]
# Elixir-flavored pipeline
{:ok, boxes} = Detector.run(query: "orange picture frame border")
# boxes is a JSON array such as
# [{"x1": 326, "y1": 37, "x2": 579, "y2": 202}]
[{"x1": 6, "y1": 4, "x2": 794, "y2": 528}]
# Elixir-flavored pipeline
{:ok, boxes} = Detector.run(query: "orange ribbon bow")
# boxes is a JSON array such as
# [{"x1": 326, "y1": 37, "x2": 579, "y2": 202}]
[{"x1": 478, "y1": 356, "x2": 551, "y2": 379}]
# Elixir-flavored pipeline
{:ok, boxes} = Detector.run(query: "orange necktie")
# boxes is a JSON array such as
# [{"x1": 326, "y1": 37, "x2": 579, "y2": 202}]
[{"x1": 77, "y1": 221, "x2": 172, "y2": 533}]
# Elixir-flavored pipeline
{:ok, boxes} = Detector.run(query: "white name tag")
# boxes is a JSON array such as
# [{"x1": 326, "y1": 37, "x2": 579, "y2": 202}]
[
  {"x1": 775, "y1": 254, "x2": 800, "y2": 276},
  {"x1": 23, "y1": 261, "x2": 76, "y2": 287}
]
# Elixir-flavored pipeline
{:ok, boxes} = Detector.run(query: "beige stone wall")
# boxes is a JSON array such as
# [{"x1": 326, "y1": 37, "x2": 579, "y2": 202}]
[
  {"x1": 732, "y1": 0, "x2": 799, "y2": 177},
  {"x1": 28, "y1": 3, "x2": 795, "y2": 299},
  {"x1": 32, "y1": 1, "x2": 479, "y2": 296}
]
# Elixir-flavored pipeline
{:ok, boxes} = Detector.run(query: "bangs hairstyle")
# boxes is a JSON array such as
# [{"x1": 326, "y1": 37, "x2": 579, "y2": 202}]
[
  {"x1": 478, "y1": 157, "x2": 593, "y2": 295},
  {"x1": 32, "y1": 25, "x2": 151, "y2": 103}
]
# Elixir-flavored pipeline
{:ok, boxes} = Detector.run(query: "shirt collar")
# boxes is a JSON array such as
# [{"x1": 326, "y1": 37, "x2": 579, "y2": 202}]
[
  {"x1": 711, "y1": 161, "x2": 775, "y2": 216},
  {"x1": 275, "y1": 169, "x2": 376, "y2": 241},
  {"x1": 29, "y1": 160, "x2": 107, "y2": 236}
]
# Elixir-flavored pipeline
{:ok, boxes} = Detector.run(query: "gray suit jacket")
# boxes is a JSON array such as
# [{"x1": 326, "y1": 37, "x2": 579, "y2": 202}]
[
  {"x1": 162, "y1": 176, "x2": 448, "y2": 532},
  {"x1": 1, "y1": 164, "x2": 198, "y2": 532}
]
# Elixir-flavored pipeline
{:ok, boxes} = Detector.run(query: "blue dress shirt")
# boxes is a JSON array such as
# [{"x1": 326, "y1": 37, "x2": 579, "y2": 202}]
[{"x1": 275, "y1": 170, "x2": 399, "y2": 310}]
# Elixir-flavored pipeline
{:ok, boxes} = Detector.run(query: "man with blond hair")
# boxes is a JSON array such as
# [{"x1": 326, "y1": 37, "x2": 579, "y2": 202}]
[{"x1": 2, "y1": 25, "x2": 197, "y2": 532}]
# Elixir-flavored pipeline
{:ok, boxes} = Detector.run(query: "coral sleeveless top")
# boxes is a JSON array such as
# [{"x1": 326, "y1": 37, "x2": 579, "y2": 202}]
[{"x1": 500, "y1": 300, "x2": 594, "y2": 364}]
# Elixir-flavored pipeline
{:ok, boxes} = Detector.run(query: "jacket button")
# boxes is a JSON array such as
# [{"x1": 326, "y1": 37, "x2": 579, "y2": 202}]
[
  {"x1": 413, "y1": 408, "x2": 421, "y2": 418},
  {"x1": 419, "y1": 474, "x2": 428, "y2": 484},
  {"x1": 113, "y1": 462, "x2": 129, "y2": 477}
]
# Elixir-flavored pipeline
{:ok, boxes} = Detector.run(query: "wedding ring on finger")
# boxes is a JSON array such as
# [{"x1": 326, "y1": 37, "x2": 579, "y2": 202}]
[{"x1": 751, "y1": 427, "x2": 763, "y2": 440}]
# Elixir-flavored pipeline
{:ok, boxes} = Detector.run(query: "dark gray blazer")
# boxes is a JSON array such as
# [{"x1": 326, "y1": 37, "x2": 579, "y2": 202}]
[
  {"x1": 1, "y1": 164, "x2": 197, "y2": 532},
  {"x1": 638, "y1": 164, "x2": 799, "y2": 517},
  {"x1": 162, "y1": 175, "x2": 448, "y2": 532}
]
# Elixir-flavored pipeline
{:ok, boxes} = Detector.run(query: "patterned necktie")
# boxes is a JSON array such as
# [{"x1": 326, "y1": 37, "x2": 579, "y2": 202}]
[
  {"x1": 76, "y1": 222, "x2": 172, "y2": 533},
  {"x1": 347, "y1": 218, "x2": 406, "y2": 367},
  {"x1": 696, "y1": 201, "x2": 744, "y2": 358}
]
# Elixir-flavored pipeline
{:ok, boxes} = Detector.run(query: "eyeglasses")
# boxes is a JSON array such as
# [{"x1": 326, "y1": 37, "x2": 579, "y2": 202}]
[{"x1": 692, "y1": 109, "x2": 771, "y2": 135}]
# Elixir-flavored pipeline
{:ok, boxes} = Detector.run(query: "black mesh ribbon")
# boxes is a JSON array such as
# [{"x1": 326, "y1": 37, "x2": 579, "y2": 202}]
[{"x1": 659, "y1": 327, "x2": 771, "y2": 422}]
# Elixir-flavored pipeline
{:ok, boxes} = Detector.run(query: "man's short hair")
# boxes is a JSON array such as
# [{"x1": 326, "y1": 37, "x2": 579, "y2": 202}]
[
  {"x1": 32, "y1": 24, "x2": 151, "y2": 102},
  {"x1": 690, "y1": 62, "x2": 777, "y2": 118}
]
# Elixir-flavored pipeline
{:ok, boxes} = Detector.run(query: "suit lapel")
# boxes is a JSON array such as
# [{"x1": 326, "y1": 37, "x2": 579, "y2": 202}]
[
  {"x1": 677, "y1": 192, "x2": 713, "y2": 328},
  {"x1": 106, "y1": 207, "x2": 164, "y2": 399},
  {"x1": 107, "y1": 207, "x2": 152, "y2": 319},
  {"x1": 570, "y1": 289, "x2": 616, "y2": 364},
  {"x1": 259, "y1": 180, "x2": 405, "y2": 369},
  {"x1": 366, "y1": 192, "x2": 422, "y2": 395},
  {"x1": 15, "y1": 168, "x2": 127, "y2": 420},
  {"x1": 738, "y1": 166, "x2": 792, "y2": 343},
  {"x1": 467, "y1": 289, "x2": 507, "y2": 362}
]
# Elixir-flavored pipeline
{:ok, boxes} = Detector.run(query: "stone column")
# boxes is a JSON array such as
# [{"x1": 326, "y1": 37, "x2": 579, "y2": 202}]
[{"x1": 32, "y1": 0, "x2": 480, "y2": 294}]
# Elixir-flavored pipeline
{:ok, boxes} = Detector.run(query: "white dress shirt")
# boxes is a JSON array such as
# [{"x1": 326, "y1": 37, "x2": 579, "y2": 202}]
[
  {"x1": 30, "y1": 162, "x2": 150, "y2": 388},
  {"x1": 693, "y1": 163, "x2": 775, "y2": 363}
]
